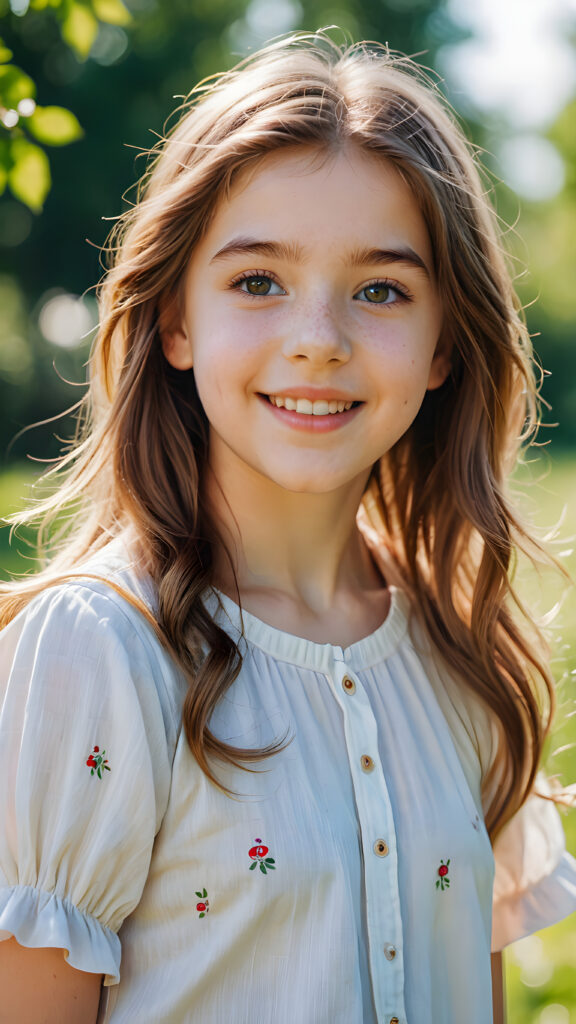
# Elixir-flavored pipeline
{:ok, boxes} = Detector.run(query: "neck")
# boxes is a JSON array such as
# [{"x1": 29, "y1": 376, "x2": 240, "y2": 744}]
[{"x1": 205, "y1": 458, "x2": 383, "y2": 616}]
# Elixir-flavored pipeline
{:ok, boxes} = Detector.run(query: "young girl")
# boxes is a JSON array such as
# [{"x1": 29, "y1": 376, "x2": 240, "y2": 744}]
[{"x1": 0, "y1": 32, "x2": 574, "y2": 1024}]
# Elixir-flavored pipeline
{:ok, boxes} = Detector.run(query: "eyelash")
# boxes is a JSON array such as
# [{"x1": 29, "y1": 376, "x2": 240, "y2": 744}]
[{"x1": 228, "y1": 270, "x2": 413, "y2": 305}]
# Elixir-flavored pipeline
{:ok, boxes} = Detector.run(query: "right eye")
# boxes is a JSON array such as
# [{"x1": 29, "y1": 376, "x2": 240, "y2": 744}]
[{"x1": 231, "y1": 274, "x2": 286, "y2": 296}]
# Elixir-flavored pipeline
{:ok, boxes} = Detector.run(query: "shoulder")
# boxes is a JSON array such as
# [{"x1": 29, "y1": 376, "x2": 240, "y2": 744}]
[{"x1": 1, "y1": 543, "x2": 184, "y2": 755}]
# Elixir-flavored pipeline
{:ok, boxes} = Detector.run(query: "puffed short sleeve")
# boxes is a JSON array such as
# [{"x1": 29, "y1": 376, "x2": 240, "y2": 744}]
[
  {"x1": 0, "y1": 584, "x2": 176, "y2": 984},
  {"x1": 491, "y1": 777, "x2": 576, "y2": 950}
]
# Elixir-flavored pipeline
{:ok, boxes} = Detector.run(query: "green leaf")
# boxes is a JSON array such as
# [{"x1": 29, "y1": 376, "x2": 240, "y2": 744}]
[
  {"x1": 93, "y1": 0, "x2": 131, "y2": 26},
  {"x1": 259, "y1": 863, "x2": 266, "y2": 874},
  {"x1": 27, "y1": 106, "x2": 83, "y2": 146},
  {"x1": 8, "y1": 139, "x2": 51, "y2": 211},
  {"x1": 195, "y1": 891, "x2": 202, "y2": 898},
  {"x1": 62, "y1": 4, "x2": 98, "y2": 60},
  {"x1": 0, "y1": 44, "x2": 13, "y2": 63},
  {"x1": 0, "y1": 65, "x2": 36, "y2": 108},
  {"x1": 249, "y1": 861, "x2": 257, "y2": 870}
]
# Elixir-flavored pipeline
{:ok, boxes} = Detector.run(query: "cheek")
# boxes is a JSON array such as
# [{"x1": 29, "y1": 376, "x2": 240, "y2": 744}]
[{"x1": 192, "y1": 327, "x2": 261, "y2": 409}]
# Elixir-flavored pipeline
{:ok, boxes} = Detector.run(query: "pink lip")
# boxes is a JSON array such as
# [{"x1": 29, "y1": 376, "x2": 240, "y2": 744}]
[{"x1": 259, "y1": 395, "x2": 362, "y2": 432}]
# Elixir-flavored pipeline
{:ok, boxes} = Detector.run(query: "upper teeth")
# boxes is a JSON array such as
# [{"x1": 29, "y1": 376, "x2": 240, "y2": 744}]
[{"x1": 269, "y1": 396, "x2": 354, "y2": 415}]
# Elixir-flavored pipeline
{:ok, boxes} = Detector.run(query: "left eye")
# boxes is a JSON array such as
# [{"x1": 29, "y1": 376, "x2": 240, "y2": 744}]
[
  {"x1": 355, "y1": 283, "x2": 399, "y2": 304},
  {"x1": 236, "y1": 276, "x2": 285, "y2": 296}
]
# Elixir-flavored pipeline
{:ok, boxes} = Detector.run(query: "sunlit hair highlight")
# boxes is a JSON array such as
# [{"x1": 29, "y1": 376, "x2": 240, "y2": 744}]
[{"x1": 1, "y1": 32, "x2": 556, "y2": 836}]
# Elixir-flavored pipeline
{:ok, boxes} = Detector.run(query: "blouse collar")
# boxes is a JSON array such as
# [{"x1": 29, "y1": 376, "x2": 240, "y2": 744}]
[{"x1": 207, "y1": 586, "x2": 408, "y2": 673}]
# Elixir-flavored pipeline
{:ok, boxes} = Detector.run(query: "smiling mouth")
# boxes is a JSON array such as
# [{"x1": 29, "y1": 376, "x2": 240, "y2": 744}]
[{"x1": 263, "y1": 395, "x2": 362, "y2": 416}]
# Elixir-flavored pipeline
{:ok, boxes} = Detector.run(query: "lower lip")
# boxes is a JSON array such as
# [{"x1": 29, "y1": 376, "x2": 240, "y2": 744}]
[{"x1": 261, "y1": 397, "x2": 362, "y2": 432}]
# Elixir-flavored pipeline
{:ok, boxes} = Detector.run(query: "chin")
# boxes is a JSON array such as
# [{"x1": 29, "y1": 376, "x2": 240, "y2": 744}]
[{"x1": 266, "y1": 470, "x2": 363, "y2": 495}]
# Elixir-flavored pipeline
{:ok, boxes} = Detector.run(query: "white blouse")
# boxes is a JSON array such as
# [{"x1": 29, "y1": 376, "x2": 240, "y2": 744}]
[{"x1": 0, "y1": 541, "x2": 575, "y2": 1024}]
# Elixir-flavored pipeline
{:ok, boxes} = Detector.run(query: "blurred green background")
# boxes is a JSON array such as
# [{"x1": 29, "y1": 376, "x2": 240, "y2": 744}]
[{"x1": 1, "y1": 0, "x2": 575, "y2": 1019}]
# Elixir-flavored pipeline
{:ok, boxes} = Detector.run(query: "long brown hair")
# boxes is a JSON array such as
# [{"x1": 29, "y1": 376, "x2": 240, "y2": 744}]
[{"x1": 1, "y1": 33, "x2": 557, "y2": 837}]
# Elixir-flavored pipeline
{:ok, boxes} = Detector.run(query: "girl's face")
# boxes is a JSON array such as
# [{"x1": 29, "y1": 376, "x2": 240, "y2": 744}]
[{"x1": 162, "y1": 145, "x2": 448, "y2": 495}]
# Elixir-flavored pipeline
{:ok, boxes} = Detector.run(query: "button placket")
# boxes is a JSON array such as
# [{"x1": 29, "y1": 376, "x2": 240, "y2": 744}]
[{"x1": 329, "y1": 660, "x2": 406, "y2": 1024}]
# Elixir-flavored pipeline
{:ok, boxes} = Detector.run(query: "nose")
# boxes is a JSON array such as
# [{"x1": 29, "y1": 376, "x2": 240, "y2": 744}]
[{"x1": 281, "y1": 301, "x2": 352, "y2": 366}]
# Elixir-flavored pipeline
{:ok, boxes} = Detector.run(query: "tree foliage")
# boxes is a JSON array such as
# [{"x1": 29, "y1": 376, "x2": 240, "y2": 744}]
[
  {"x1": 0, "y1": 0, "x2": 574, "y2": 463},
  {"x1": 0, "y1": 0, "x2": 131, "y2": 210}
]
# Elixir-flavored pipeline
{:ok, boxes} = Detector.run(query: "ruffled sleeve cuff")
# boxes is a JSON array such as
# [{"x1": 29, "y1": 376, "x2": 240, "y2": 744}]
[
  {"x1": 492, "y1": 850, "x2": 576, "y2": 951},
  {"x1": 0, "y1": 884, "x2": 121, "y2": 984}
]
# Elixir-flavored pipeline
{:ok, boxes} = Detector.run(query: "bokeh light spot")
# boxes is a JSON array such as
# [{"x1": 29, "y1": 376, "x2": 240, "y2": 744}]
[{"x1": 38, "y1": 292, "x2": 96, "y2": 349}]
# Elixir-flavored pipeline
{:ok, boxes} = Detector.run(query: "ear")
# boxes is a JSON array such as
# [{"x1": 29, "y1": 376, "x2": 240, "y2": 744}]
[
  {"x1": 158, "y1": 293, "x2": 193, "y2": 370},
  {"x1": 426, "y1": 333, "x2": 452, "y2": 391}
]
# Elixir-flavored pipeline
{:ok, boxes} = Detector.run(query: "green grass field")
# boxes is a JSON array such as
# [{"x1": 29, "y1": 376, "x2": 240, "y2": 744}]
[{"x1": 1, "y1": 455, "x2": 575, "y2": 1021}]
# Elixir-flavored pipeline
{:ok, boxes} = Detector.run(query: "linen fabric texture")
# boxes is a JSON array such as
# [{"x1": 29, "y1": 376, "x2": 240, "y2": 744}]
[{"x1": 1, "y1": 540, "x2": 575, "y2": 1024}]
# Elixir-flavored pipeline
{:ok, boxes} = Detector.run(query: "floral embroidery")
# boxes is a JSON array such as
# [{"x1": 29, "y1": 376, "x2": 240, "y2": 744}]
[
  {"x1": 195, "y1": 888, "x2": 210, "y2": 917},
  {"x1": 86, "y1": 746, "x2": 111, "y2": 779},
  {"x1": 248, "y1": 838, "x2": 276, "y2": 874},
  {"x1": 436, "y1": 858, "x2": 450, "y2": 890}
]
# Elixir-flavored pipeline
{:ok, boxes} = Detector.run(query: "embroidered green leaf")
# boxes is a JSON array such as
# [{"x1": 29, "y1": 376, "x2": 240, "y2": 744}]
[
  {"x1": 249, "y1": 861, "x2": 257, "y2": 870},
  {"x1": 86, "y1": 745, "x2": 111, "y2": 779},
  {"x1": 260, "y1": 863, "x2": 267, "y2": 874}
]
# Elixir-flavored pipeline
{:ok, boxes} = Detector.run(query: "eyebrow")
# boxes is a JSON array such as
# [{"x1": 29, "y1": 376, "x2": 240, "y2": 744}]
[{"x1": 209, "y1": 236, "x2": 431, "y2": 278}]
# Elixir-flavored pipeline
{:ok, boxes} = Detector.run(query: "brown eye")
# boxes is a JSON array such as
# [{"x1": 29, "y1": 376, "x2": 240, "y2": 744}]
[
  {"x1": 233, "y1": 275, "x2": 285, "y2": 296},
  {"x1": 244, "y1": 276, "x2": 273, "y2": 295},
  {"x1": 362, "y1": 284, "x2": 393, "y2": 303}
]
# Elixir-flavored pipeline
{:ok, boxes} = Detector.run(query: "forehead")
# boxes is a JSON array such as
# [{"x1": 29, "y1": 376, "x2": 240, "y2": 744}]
[{"x1": 200, "y1": 145, "x2": 433, "y2": 265}]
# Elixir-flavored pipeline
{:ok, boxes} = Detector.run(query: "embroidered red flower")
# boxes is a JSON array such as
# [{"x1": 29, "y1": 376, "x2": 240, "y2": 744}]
[
  {"x1": 249, "y1": 838, "x2": 276, "y2": 875},
  {"x1": 195, "y1": 888, "x2": 209, "y2": 917},
  {"x1": 86, "y1": 746, "x2": 111, "y2": 779},
  {"x1": 436, "y1": 859, "x2": 451, "y2": 890}
]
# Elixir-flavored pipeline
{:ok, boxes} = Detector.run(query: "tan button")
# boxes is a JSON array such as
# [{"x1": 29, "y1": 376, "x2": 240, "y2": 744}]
[
  {"x1": 373, "y1": 838, "x2": 389, "y2": 857},
  {"x1": 390, "y1": 1018, "x2": 400, "y2": 1024},
  {"x1": 361, "y1": 754, "x2": 374, "y2": 772},
  {"x1": 383, "y1": 943, "x2": 397, "y2": 961},
  {"x1": 342, "y1": 675, "x2": 356, "y2": 694}
]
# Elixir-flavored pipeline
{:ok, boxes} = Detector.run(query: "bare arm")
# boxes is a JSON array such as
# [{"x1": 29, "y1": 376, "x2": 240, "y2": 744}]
[
  {"x1": 0, "y1": 938, "x2": 102, "y2": 1024},
  {"x1": 491, "y1": 951, "x2": 506, "y2": 1024}
]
